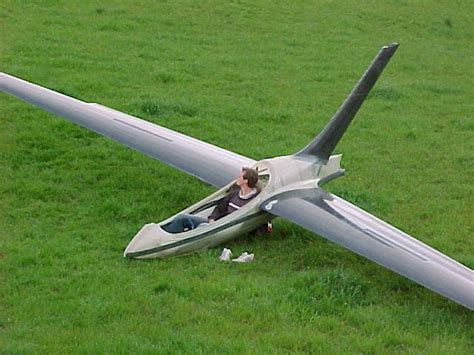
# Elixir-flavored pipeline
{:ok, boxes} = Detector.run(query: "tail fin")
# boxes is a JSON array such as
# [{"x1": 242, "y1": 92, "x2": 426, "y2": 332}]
[{"x1": 296, "y1": 42, "x2": 399, "y2": 160}]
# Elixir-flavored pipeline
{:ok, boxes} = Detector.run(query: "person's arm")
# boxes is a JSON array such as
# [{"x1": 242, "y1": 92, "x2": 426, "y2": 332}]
[
  {"x1": 208, "y1": 191, "x2": 233, "y2": 221},
  {"x1": 209, "y1": 199, "x2": 227, "y2": 221}
]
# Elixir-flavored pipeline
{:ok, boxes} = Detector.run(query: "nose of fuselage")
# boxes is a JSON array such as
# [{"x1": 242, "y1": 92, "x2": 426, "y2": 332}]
[{"x1": 123, "y1": 223, "x2": 166, "y2": 258}]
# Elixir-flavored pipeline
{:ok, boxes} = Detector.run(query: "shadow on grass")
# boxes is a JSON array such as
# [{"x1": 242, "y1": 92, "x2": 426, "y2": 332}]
[
  {"x1": 368, "y1": 86, "x2": 404, "y2": 101},
  {"x1": 132, "y1": 98, "x2": 198, "y2": 118}
]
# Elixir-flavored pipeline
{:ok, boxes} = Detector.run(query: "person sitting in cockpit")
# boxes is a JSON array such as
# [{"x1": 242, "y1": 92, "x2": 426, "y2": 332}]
[{"x1": 164, "y1": 167, "x2": 259, "y2": 233}]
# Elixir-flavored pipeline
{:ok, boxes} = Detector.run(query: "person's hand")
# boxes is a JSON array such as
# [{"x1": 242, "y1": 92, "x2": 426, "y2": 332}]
[{"x1": 208, "y1": 218, "x2": 215, "y2": 223}]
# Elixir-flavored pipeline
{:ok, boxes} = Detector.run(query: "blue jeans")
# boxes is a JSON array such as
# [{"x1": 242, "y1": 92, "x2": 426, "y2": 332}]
[{"x1": 163, "y1": 213, "x2": 208, "y2": 233}]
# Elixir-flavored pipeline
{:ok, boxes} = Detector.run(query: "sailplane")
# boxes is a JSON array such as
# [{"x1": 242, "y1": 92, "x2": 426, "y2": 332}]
[{"x1": 1, "y1": 43, "x2": 473, "y2": 310}]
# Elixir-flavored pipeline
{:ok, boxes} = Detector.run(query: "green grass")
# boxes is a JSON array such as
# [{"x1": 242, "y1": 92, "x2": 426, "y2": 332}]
[{"x1": 1, "y1": 0, "x2": 473, "y2": 353}]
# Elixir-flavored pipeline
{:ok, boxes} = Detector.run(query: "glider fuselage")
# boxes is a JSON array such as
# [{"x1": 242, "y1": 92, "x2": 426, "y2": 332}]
[{"x1": 123, "y1": 154, "x2": 344, "y2": 258}]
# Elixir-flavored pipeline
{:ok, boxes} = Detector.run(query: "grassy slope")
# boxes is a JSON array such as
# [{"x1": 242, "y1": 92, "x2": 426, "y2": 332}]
[{"x1": 1, "y1": 0, "x2": 473, "y2": 352}]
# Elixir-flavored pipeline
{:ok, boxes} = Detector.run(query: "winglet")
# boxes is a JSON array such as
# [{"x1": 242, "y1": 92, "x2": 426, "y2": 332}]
[{"x1": 296, "y1": 43, "x2": 399, "y2": 160}]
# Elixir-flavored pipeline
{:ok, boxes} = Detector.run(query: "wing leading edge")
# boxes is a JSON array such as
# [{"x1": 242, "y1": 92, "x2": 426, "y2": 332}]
[
  {"x1": 0, "y1": 73, "x2": 254, "y2": 188},
  {"x1": 261, "y1": 188, "x2": 474, "y2": 309}
]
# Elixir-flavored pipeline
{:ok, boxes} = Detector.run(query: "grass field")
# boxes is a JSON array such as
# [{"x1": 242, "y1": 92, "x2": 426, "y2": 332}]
[{"x1": 1, "y1": 0, "x2": 473, "y2": 353}]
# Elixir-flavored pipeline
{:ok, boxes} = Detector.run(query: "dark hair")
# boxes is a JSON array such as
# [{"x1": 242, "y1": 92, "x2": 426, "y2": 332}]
[{"x1": 242, "y1": 167, "x2": 258, "y2": 188}]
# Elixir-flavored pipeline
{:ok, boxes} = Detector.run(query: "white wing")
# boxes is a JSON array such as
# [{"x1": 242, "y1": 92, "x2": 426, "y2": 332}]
[
  {"x1": 0, "y1": 73, "x2": 254, "y2": 187},
  {"x1": 261, "y1": 188, "x2": 474, "y2": 310}
]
